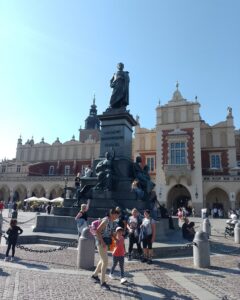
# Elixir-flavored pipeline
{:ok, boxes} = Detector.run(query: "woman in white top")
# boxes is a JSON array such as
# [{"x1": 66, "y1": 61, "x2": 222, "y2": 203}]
[{"x1": 141, "y1": 209, "x2": 156, "y2": 264}]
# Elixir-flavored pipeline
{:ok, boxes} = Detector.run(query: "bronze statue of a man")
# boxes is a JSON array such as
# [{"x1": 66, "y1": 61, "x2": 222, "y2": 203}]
[
  {"x1": 109, "y1": 62, "x2": 129, "y2": 109},
  {"x1": 95, "y1": 150, "x2": 115, "y2": 191},
  {"x1": 133, "y1": 156, "x2": 155, "y2": 194}
]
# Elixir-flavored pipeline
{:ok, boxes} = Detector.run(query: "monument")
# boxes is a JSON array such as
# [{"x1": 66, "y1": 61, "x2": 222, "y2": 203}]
[
  {"x1": 37, "y1": 63, "x2": 154, "y2": 235},
  {"x1": 33, "y1": 63, "x2": 178, "y2": 235},
  {"x1": 83, "y1": 62, "x2": 153, "y2": 216}
]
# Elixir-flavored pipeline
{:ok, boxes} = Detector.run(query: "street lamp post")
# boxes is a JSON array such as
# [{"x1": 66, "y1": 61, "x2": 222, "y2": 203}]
[
  {"x1": 195, "y1": 185, "x2": 198, "y2": 199},
  {"x1": 64, "y1": 177, "x2": 68, "y2": 188},
  {"x1": 64, "y1": 177, "x2": 68, "y2": 198}
]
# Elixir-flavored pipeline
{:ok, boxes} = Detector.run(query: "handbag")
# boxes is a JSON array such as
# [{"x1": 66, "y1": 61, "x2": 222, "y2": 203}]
[{"x1": 139, "y1": 226, "x2": 147, "y2": 242}]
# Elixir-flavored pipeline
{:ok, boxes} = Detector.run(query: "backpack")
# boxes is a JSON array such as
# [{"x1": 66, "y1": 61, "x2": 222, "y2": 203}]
[{"x1": 90, "y1": 219, "x2": 102, "y2": 236}]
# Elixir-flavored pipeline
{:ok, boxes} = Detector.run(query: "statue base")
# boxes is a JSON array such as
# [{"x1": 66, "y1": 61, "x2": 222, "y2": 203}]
[{"x1": 98, "y1": 108, "x2": 137, "y2": 159}]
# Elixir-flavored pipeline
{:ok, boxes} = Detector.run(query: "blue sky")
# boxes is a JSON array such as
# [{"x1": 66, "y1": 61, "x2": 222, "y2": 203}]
[{"x1": 0, "y1": 0, "x2": 240, "y2": 160}]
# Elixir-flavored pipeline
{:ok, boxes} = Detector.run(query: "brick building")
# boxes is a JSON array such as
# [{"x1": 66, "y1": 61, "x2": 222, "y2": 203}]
[
  {"x1": 133, "y1": 84, "x2": 240, "y2": 215},
  {"x1": 0, "y1": 97, "x2": 100, "y2": 201}
]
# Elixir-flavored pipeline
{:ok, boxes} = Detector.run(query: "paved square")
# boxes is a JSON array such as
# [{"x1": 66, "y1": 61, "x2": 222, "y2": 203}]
[{"x1": 1, "y1": 210, "x2": 240, "y2": 299}]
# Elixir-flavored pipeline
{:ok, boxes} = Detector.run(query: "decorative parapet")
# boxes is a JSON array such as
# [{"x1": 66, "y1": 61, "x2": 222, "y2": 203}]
[
  {"x1": 0, "y1": 175, "x2": 75, "y2": 182},
  {"x1": 203, "y1": 176, "x2": 240, "y2": 182},
  {"x1": 164, "y1": 164, "x2": 192, "y2": 185}
]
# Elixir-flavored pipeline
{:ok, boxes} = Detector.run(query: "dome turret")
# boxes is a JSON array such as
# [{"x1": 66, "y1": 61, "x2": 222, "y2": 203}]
[{"x1": 84, "y1": 95, "x2": 100, "y2": 129}]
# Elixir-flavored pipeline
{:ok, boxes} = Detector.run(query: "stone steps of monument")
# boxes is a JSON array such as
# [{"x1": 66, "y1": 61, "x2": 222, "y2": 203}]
[
  {"x1": 37, "y1": 238, "x2": 77, "y2": 247},
  {"x1": 131, "y1": 244, "x2": 193, "y2": 259},
  {"x1": 18, "y1": 235, "x2": 77, "y2": 247},
  {"x1": 153, "y1": 244, "x2": 193, "y2": 258}
]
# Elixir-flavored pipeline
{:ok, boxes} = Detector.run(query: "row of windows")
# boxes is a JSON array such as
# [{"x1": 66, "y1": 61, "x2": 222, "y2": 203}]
[
  {"x1": 0, "y1": 165, "x2": 89, "y2": 175},
  {"x1": 1, "y1": 165, "x2": 21, "y2": 173},
  {"x1": 0, "y1": 143, "x2": 226, "y2": 174},
  {"x1": 145, "y1": 142, "x2": 223, "y2": 171},
  {"x1": 170, "y1": 142, "x2": 223, "y2": 169},
  {"x1": 48, "y1": 165, "x2": 89, "y2": 176},
  {"x1": 49, "y1": 165, "x2": 70, "y2": 176}
]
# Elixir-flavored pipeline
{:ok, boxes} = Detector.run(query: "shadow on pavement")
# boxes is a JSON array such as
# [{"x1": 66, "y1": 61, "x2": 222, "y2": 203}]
[
  {"x1": 109, "y1": 284, "x2": 141, "y2": 299},
  {"x1": 133, "y1": 283, "x2": 194, "y2": 300},
  {"x1": 16, "y1": 259, "x2": 49, "y2": 270},
  {"x1": 0, "y1": 268, "x2": 10, "y2": 277},
  {"x1": 210, "y1": 265, "x2": 240, "y2": 275},
  {"x1": 210, "y1": 240, "x2": 240, "y2": 255},
  {"x1": 153, "y1": 260, "x2": 225, "y2": 278}
]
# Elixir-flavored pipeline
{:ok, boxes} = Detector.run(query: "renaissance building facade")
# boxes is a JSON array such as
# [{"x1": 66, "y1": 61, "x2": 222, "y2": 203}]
[
  {"x1": 133, "y1": 84, "x2": 240, "y2": 215},
  {"x1": 1, "y1": 87, "x2": 240, "y2": 216},
  {"x1": 0, "y1": 97, "x2": 100, "y2": 202}
]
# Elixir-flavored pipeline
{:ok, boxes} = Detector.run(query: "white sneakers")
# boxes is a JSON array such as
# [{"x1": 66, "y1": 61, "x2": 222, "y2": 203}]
[
  {"x1": 4, "y1": 257, "x2": 15, "y2": 262},
  {"x1": 120, "y1": 278, "x2": 127, "y2": 284},
  {"x1": 109, "y1": 273, "x2": 115, "y2": 280},
  {"x1": 109, "y1": 274, "x2": 127, "y2": 284}
]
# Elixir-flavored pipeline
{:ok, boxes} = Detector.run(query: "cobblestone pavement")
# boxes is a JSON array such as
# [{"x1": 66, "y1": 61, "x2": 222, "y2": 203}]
[{"x1": 0, "y1": 210, "x2": 240, "y2": 299}]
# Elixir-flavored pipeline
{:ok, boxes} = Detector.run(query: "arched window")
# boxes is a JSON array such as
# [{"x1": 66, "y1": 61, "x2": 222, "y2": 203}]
[
  {"x1": 64, "y1": 165, "x2": 70, "y2": 175},
  {"x1": 49, "y1": 165, "x2": 55, "y2": 175}
]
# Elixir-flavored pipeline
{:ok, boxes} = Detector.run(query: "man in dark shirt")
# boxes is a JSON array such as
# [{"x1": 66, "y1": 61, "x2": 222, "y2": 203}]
[{"x1": 75, "y1": 172, "x2": 81, "y2": 189}]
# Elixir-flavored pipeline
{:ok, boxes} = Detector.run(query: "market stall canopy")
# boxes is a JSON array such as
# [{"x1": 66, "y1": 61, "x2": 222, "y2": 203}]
[
  {"x1": 24, "y1": 196, "x2": 40, "y2": 202},
  {"x1": 38, "y1": 197, "x2": 50, "y2": 202},
  {"x1": 50, "y1": 197, "x2": 64, "y2": 203}
]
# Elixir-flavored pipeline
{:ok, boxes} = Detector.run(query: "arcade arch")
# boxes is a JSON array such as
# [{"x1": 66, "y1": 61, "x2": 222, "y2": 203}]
[
  {"x1": 167, "y1": 184, "x2": 191, "y2": 213},
  {"x1": 0, "y1": 184, "x2": 10, "y2": 202},
  {"x1": 205, "y1": 187, "x2": 230, "y2": 214},
  {"x1": 13, "y1": 184, "x2": 27, "y2": 202},
  {"x1": 31, "y1": 184, "x2": 46, "y2": 198},
  {"x1": 49, "y1": 185, "x2": 64, "y2": 199}
]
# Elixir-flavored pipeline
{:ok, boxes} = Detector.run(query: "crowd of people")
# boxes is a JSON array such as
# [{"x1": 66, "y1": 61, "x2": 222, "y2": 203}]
[
  {"x1": 75, "y1": 204, "x2": 156, "y2": 291},
  {"x1": 211, "y1": 207, "x2": 225, "y2": 218}
]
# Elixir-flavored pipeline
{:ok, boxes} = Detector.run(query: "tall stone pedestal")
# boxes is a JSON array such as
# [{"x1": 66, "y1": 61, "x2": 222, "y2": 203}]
[
  {"x1": 97, "y1": 108, "x2": 137, "y2": 193},
  {"x1": 91, "y1": 108, "x2": 149, "y2": 214},
  {"x1": 98, "y1": 107, "x2": 137, "y2": 160}
]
